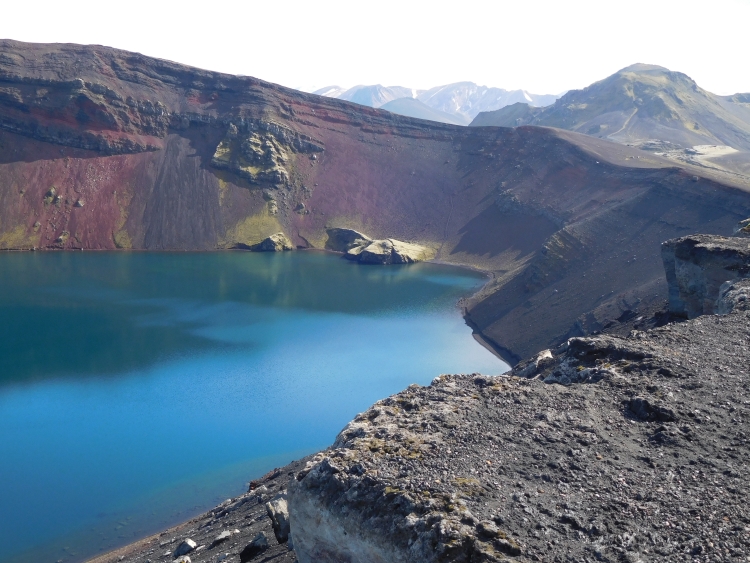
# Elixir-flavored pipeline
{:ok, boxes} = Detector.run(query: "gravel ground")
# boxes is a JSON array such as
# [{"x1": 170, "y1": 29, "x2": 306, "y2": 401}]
[
  {"x1": 86, "y1": 459, "x2": 309, "y2": 563},
  {"x1": 289, "y1": 308, "x2": 750, "y2": 562}
]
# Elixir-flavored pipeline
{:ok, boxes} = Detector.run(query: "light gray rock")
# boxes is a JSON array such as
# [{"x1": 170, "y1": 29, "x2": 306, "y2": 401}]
[
  {"x1": 356, "y1": 238, "x2": 434, "y2": 265},
  {"x1": 344, "y1": 243, "x2": 368, "y2": 261},
  {"x1": 174, "y1": 557, "x2": 191, "y2": 563},
  {"x1": 173, "y1": 538, "x2": 196, "y2": 557},
  {"x1": 716, "y1": 278, "x2": 750, "y2": 314},
  {"x1": 325, "y1": 228, "x2": 372, "y2": 252},
  {"x1": 733, "y1": 218, "x2": 750, "y2": 237},
  {"x1": 240, "y1": 531, "x2": 269, "y2": 562},
  {"x1": 325, "y1": 228, "x2": 433, "y2": 264},
  {"x1": 209, "y1": 530, "x2": 232, "y2": 549},
  {"x1": 358, "y1": 239, "x2": 395, "y2": 264},
  {"x1": 661, "y1": 234, "x2": 750, "y2": 318},
  {"x1": 265, "y1": 494, "x2": 290, "y2": 543},
  {"x1": 255, "y1": 232, "x2": 293, "y2": 252},
  {"x1": 390, "y1": 239, "x2": 434, "y2": 263}
]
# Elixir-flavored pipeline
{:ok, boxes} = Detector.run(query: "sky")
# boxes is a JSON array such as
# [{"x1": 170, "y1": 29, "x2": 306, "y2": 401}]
[{"x1": 1, "y1": 0, "x2": 748, "y2": 96}]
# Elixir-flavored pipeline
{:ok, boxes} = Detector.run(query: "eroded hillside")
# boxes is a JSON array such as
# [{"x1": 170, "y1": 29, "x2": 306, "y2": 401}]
[{"x1": 1, "y1": 40, "x2": 749, "y2": 361}]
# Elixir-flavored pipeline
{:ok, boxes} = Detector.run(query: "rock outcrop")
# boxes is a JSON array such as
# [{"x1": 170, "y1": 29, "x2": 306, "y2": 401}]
[
  {"x1": 324, "y1": 228, "x2": 372, "y2": 253},
  {"x1": 351, "y1": 238, "x2": 435, "y2": 264},
  {"x1": 253, "y1": 233, "x2": 294, "y2": 252},
  {"x1": 325, "y1": 228, "x2": 434, "y2": 265},
  {"x1": 661, "y1": 234, "x2": 750, "y2": 318}
]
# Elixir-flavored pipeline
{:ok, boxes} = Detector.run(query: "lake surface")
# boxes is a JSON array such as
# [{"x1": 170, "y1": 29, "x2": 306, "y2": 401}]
[{"x1": 0, "y1": 251, "x2": 506, "y2": 563}]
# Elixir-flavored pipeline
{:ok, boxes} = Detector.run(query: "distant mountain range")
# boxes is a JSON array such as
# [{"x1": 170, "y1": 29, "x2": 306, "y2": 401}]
[
  {"x1": 312, "y1": 83, "x2": 560, "y2": 125},
  {"x1": 471, "y1": 64, "x2": 750, "y2": 151}
]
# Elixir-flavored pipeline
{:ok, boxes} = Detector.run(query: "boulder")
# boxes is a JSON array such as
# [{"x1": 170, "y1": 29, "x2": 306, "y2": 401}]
[
  {"x1": 174, "y1": 557, "x2": 191, "y2": 563},
  {"x1": 209, "y1": 530, "x2": 232, "y2": 549},
  {"x1": 239, "y1": 532, "x2": 269, "y2": 562},
  {"x1": 255, "y1": 233, "x2": 293, "y2": 252},
  {"x1": 173, "y1": 539, "x2": 196, "y2": 557},
  {"x1": 716, "y1": 278, "x2": 750, "y2": 314},
  {"x1": 358, "y1": 239, "x2": 395, "y2": 265},
  {"x1": 661, "y1": 234, "x2": 750, "y2": 318},
  {"x1": 325, "y1": 228, "x2": 371, "y2": 252},
  {"x1": 265, "y1": 494, "x2": 290, "y2": 543}
]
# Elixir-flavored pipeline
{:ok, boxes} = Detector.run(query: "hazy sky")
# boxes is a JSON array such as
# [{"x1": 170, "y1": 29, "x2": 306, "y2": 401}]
[{"x1": 2, "y1": 0, "x2": 748, "y2": 95}]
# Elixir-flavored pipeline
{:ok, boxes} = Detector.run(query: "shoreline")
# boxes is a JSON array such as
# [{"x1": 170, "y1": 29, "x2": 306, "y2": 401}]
[{"x1": 0, "y1": 249, "x2": 501, "y2": 563}]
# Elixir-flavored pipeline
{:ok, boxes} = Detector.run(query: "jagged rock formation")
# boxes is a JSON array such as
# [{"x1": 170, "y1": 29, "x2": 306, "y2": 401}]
[
  {"x1": 3, "y1": 40, "x2": 750, "y2": 361},
  {"x1": 289, "y1": 292, "x2": 750, "y2": 563},
  {"x1": 662, "y1": 234, "x2": 750, "y2": 318}
]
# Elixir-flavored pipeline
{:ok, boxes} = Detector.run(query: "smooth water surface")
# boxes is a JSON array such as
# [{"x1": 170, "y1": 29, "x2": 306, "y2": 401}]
[{"x1": 0, "y1": 251, "x2": 506, "y2": 563}]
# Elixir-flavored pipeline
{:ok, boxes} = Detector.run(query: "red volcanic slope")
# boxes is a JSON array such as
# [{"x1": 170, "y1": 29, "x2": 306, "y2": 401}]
[{"x1": 1, "y1": 39, "x2": 749, "y2": 362}]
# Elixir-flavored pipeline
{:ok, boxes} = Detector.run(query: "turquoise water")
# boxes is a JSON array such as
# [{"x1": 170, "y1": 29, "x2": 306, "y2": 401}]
[{"x1": 0, "y1": 251, "x2": 506, "y2": 563}]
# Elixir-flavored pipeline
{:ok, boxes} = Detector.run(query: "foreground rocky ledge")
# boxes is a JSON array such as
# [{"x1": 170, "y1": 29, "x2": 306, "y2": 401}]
[{"x1": 289, "y1": 304, "x2": 750, "y2": 562}]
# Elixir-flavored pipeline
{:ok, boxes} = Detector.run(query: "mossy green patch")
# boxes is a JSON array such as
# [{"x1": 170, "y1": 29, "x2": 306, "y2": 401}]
[
  {"x1": 0, "y1": 224, "x2": 38, "y2": 249},
  {"x1": 113, "y1": 229, "x2": 132, "y2": 249},
  {"x1": 223, "y1": 214, "x2": 284, "y2": 248}
]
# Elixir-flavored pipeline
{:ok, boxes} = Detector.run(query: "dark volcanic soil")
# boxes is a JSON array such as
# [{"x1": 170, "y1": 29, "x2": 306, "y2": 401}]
[
  {"x1": 288, "y1": 308, "x2": 750, "y2": 562},
  {"x1": 86, "y1": 460, "x2": 309, "y2": 563}
]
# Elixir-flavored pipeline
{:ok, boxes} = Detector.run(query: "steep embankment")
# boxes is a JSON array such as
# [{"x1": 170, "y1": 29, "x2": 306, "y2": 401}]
[
  {"x1": 2, "y1": 40, "x2": 750, "y2": 362},
  {"x1": 288, "y1": 236, "x2": 750, "y2": 563}
]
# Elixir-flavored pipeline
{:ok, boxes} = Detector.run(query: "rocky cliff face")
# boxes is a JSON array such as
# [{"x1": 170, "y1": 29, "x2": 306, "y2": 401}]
[
  {"x1": 662, "y1": 234, "x2": 750, "y2": 318},
  {"x1": 288, "y1": 239, "x2": 750, "y2": 563},
  {"x1": 2, "y1": 40, "x2": 750, "y2": 362}
]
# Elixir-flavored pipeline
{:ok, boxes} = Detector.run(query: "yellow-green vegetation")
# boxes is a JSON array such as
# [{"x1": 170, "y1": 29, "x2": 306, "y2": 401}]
[
  {"x1": 357, "y1": 434, "x2": 424, "y2": 460},
  {"x1": 217, "y1": 178, "x2": 229, "y2": 206},
  {"x1": 452, "y1": 476, "x2": 487, "y2": 502},
  {"x1": 223, "y1": 213, "x2": 284, "y2": 248},
  {"x1": 112, "y1": 186, "x2": 134, "y2": 249},
  {"x1": 297, "y1": 228, "x2": 327, "y2": 248},
  {"x1": 43, "y1": 186, "x2": 56, "y2": 205},
  {"x1": 383, "y1": 486, "x2": 406, "y2": 496},
  {"x1": 113, "y1": 229, "x2": 132, "y2": 249},
  {"x1": 0, "y1": 224, "x2": 38, "y2": 249}
]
